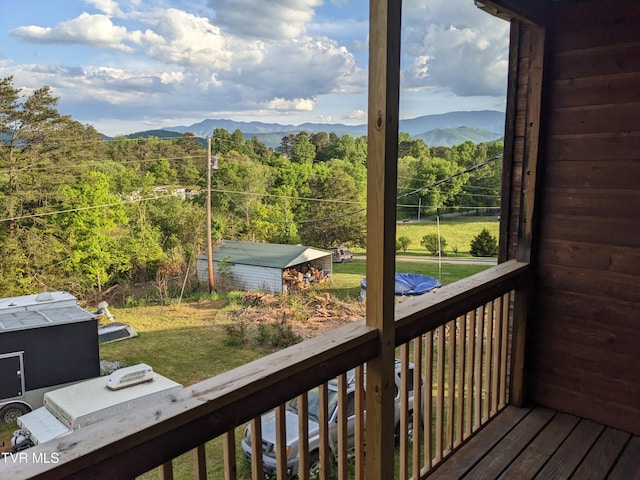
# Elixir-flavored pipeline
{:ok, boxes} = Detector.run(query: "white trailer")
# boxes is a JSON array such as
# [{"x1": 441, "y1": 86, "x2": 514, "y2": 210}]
[{"x1": 11, "y1": 364, "x2": 182, "y2": 450}]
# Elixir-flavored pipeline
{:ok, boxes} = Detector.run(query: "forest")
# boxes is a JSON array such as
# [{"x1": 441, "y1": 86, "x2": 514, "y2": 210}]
[{"x1": 0, "y1": 76, "x2": 503, "y2": 298}]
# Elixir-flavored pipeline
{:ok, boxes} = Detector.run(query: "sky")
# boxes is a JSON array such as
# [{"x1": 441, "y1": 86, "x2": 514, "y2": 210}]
[{"x1": 0, "y1": 0, "x2": 510, "y2": 137}]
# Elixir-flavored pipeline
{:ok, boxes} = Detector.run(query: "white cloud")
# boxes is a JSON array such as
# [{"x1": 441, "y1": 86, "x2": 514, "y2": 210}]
[
  {"x1": 345, "y1": 109, "x2": 366, "y2": 121},
  {"x1": 11, "y1": 13, "x2": 136, "y2": 52},
  {"x1": 85, "y1": 0, "x2": 124, "y2": 16},
  {"x1": 2, "y1": 0, "x2": 509, "y2": 134},
  {"x1": 137, "y1": 8, "x2": 234, "y2": 70},
  {"x1": 226, "y1": 36, "x2": 364, "y2": 100},
  {"x1": 207, "y1": 0, "x2": 322, "y2": 40},
  {"x1": 401, "y1": 0, "x2": 509, "y2": 97},
  {"x1": 266, "y1": 97, "x2": 316, "y2": 111}
]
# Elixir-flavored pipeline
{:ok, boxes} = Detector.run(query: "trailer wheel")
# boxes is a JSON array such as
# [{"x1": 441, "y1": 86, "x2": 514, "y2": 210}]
[{"x1": 0, "y1": 403, "x2": 29, "y2": 424}]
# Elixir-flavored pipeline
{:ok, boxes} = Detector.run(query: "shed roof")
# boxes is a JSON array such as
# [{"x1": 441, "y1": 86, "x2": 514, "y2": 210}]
[
  {"x1": 208, "y1": 240, "x2": 332, "y2": 269},
  {"x1": 0, "y1": 292, "x2": 96, "y2": 331}
]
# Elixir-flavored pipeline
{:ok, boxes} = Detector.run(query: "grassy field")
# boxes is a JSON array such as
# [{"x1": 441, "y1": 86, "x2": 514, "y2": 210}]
[
  {"x1": 330, "y1": 259, "x2": 491, "y2": 299},
  {"x1": 351, "y1": 215, "x2": 500, "y2": 257}
]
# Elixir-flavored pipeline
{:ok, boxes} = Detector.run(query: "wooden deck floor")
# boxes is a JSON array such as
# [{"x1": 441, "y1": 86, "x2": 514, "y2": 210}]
[{"x1": 426, "y1": 406, "x2": 640, "y2": 480}]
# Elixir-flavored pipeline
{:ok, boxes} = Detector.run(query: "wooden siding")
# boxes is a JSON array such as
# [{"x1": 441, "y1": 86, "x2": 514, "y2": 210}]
[{"x1": 528, "y1": 2, "x2": 640, "y2": 435}]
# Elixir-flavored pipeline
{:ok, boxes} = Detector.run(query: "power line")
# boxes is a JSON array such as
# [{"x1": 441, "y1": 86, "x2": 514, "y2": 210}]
[
  {"x1": 0, "y1": 153, "x2": 207, "y2": 175},
  {"x1": 208, "y1": 187, "x2": 366, "y2": 206},
  {"x1": 0, "y1": 192, "x2": 183, "y2": 223},
  {"x1": 0, "y1": 152, "x2": 502, "y2": 227},
  {"x1": 396, "y1": 154, "x2": 502, "y2": 200}
]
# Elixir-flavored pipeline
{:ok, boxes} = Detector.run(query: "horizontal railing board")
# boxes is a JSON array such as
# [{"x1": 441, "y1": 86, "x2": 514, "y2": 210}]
[
  {"x1": 3, "y1": 321, "x2": 378, "y2": 479},
  {"x1": 394, "y1": 260, "x2": 529, "y2": 345}
]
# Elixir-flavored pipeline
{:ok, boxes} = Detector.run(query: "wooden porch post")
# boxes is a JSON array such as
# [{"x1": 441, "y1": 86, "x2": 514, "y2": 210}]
[
  {"x1": 365, "y1": 0, "x2": 402, "y2": 478},
  {"x1": 509, "y1": 21, "x2": 545, "y2": 407}
]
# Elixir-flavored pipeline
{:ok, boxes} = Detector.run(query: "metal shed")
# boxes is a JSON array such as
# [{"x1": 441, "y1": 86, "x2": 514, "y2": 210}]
[
  {"x1": 0, "y1": 292, "x2": 100, "y2": 422},
  {"x1": 196, "y1": 241, "x2": 333, "y2": 294}
]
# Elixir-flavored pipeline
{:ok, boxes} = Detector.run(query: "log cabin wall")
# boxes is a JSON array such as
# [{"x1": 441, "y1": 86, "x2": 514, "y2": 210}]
[{"x1": 525, "y1": 1, "x2": 640, "y2": 435}]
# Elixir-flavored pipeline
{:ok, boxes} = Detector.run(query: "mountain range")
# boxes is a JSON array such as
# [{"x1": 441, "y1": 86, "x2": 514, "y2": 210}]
[{"x1": 123, "y1": 110, "x2": 505, "y2": 148}]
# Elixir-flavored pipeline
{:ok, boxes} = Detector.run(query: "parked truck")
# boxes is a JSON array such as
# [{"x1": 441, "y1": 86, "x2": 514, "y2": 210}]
[
  {"x1": 241, "y1": 359, "x2": 420, "y2": 477},
  {"x1": 0, "y1": 292, "x2": 100, "y2": 423},
  {"x1": 11, "y1": 363, "x2": 182, "y2": 451}
]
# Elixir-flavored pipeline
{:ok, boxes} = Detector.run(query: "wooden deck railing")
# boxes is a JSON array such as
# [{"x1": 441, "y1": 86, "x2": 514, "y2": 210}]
[{"x1": 2, "y1": 260, "x2": 529, "y2": 480}]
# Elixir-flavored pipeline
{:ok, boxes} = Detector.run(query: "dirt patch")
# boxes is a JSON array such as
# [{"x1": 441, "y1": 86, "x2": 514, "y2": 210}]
[{"x1": 230, "y1": 291, "x2": 365, "y2": 338}]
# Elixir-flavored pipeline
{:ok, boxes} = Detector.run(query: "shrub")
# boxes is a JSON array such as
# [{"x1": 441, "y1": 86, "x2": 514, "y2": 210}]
[
  {"x1": 223, "y1": 322, "x2": 249, "y2": 347},
  {"x1": 254, "y1": 321, "x2": 302, "y2": 349},
  {"x1": 420, "y1": 233, "x2": 447, "y2": 255},
  {"x1": 397, "y1": 236, "x2": 411, "y2": 252},
  {"x1": 470, "y1": 228, "x2": 498, "y2": 257}
]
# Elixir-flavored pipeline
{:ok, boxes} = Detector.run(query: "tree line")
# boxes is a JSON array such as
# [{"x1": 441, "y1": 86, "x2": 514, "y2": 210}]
[{"x1": 0, "y1": 77, "x2": 502, "y2": 298}]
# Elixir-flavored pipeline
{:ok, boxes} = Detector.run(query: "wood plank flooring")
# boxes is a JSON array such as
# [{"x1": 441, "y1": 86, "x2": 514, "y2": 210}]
[{"x1": 426, "y1": 406, "x2": 640, "y2": 480}]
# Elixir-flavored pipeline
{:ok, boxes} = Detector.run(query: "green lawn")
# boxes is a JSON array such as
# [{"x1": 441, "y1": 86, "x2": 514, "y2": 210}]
[
  {"x1": 350, "y1": 215, "x2": 499, "y2": 258},
  {"x1": 330, "y1": 258, "x2": 491, "y2": 299},
  {"x1": 397, "y1": 216, "x2": 499, "y2": 257}
]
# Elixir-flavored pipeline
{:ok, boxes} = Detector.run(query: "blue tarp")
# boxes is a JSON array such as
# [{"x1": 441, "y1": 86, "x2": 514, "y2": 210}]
[{"x1": 359, "y1": 273, "x2": 441, "y2": 299}]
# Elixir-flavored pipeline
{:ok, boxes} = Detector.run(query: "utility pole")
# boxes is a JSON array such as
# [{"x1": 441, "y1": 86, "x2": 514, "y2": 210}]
[{"x1": 206, "y1": 136, "x2": 214, "y2": 293}]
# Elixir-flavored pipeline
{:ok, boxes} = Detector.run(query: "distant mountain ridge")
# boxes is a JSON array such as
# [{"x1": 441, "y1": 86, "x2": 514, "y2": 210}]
[
  {"x1": 120, "y1": 110, "x2": 505, "y2": 147},
  {"x1": 415, "y1": 126, "x2": 503, "y2": 147}
]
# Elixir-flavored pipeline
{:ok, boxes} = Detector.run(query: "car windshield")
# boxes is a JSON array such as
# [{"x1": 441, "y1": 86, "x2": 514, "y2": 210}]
[{"x1": 287, "y1": 387, "x2": 338, "y2": 421}]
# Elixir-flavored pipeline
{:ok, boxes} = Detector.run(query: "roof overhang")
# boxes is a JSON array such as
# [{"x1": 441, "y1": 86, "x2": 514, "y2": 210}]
[
  {"x1": 475, "y1": 0, "x2": 550, "y2": 24},
  {"x1": 284, "y1": 248, "x2": 333, "y2": 268}
]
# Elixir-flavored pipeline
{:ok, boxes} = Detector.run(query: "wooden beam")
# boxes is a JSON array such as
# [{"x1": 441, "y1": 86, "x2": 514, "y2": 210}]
[
  {"x1": 498, "y1": 19, "x2": 521, "y2": 263},
  {"x1": 365, "y1": 0, "x2": 402, "y2": 478},
  {"x1": 511, "y1": 22, "x2": 545, "y2": 407},
  {"x1": 517, "y1": 23, "x2": 545, "y2": 263}
]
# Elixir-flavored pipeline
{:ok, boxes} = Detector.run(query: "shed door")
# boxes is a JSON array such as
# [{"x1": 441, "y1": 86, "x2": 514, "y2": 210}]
[{"x1": 0, "y1": 352, "x2": 25, "y2": 399}]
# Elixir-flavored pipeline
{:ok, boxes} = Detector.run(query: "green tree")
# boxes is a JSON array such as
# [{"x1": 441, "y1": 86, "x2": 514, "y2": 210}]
[
  {"x1": 406, "y1": 157, "x2": 468, "y2": 214},
  {"x1": 230, "y1": 129, "x2": 245, "y2": 153},
  {"x1": 335, "y1": 135, "x2": 367, "y2": 166},
  {"x1": 148, "y1": 157, "x2": 177, "y2": 185},
  {"x1": 310, "y1": 132, "x2": 330, "y2": 158},
  {"x1": 212, "y1": 128, "x2": 232, "y2": 154},
  {"x1": 56, "y1": 171, "x2": 132, "y2": 292},
  {"x1": 298, "y1": 160, "x2": 366, "y2": 247},
  {"x1": 398, "y1": 132, "x2": 413, "y2": 158},
  {"x1": 420, "y1": 233, "x2": 447, "y2": 256},
  {"x1": 291, "y1": 132, "x2": 316, "y2": 164},
  {"x1": 211, "y1": 151, "x2": 272, "y2": 240},
  {"x1": 0, "y1": 77, "x2": 62, "y2": 235},
  {"x1": 406, "y1": 138, "x2": 430, "y2": 161},
  {"x1": 397, "y1": 236, "x2": 411, "y2": 252},
  {"x1": 470, "y1": 228, "x2": 498, "y2": 257},
  {"x1": 0, "y1": 78, "x2": 109, "y2": 295}
]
